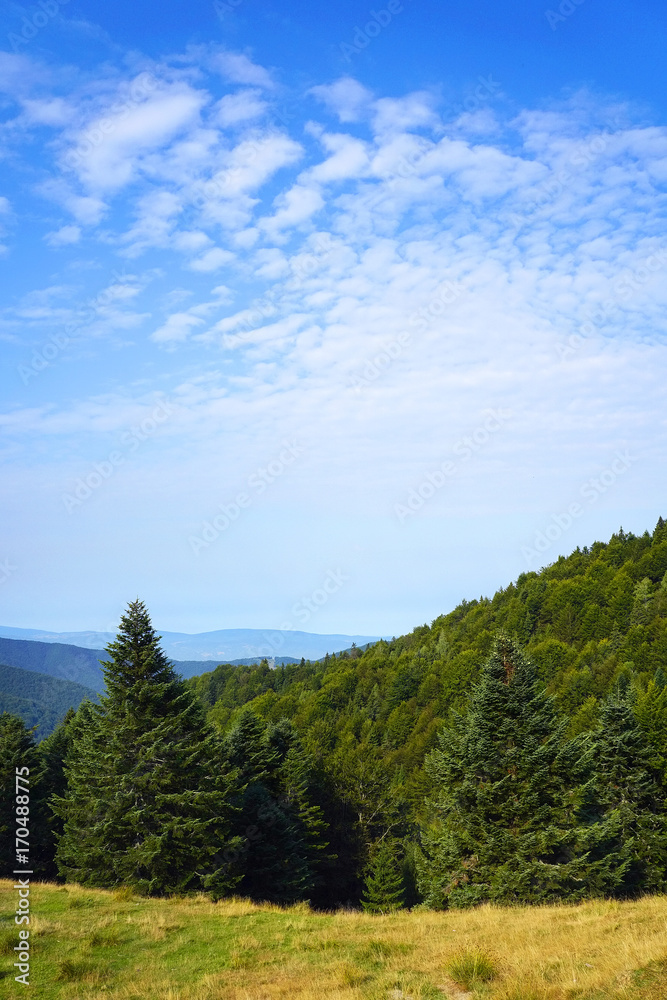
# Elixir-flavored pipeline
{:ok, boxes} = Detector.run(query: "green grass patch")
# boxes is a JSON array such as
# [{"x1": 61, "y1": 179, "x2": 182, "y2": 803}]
[{"x1": 448, "y1": 947, "x2": 498, "y2": 988}]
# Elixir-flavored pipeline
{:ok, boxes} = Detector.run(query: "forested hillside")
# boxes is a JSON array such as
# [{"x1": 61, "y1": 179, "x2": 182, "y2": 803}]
[
  {"x1": 0, "y1": 663, "x2": 98, "y2": 738},
  {"x1": 184, "y1": 519, "x2": 667, "y2": 903},
  {"x1": 4, "y1": 522, "x2": 667, "y2": 912}
]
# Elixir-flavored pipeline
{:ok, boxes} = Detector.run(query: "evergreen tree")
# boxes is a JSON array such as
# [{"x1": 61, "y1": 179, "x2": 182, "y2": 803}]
[
  {"x1": 223, "y1": 711, "x2": 319, "y2": 904},
  {"x1": 54, "y1": 600, "x2": 240, "y2": 896},
  {"x1": 635, "y1": 672, "x2": 667, "y2": 777},
  {"x1": 417, "y1": 634, "x2": 610, "y2": 908},
  {"x1": 0, "y1": 713, "x2": 54, "y2": 879},
  {"x1": 362, "y1": 838, "x2": 405, "y2": 913},
  {"x1": 584, "y1": 696, "x2": 667, "y2": 896},
  {"x1": 267, "y1": 719, "x2": 335, "y2": 895},
  {"x1": 34, "y1": 708, "x2": 76, "y2": 880}
]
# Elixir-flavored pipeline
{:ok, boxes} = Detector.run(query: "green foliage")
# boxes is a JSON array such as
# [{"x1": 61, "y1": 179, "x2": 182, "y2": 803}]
[
  {"x1": 53, "y1": 600, "x2": 240, "y2": 897},
  {"x1": 182, "y1": 518, "x2": 667, "y2": 906},
  {"x1": 448, "y1": 948, "x2": 497, "y2": 988},
  {"x1": 584, "y1": 696, "x2": 667, "y2": 897},
  {"x1": 222, "y1": 711, "x2": 334, "y2": 904},
  {"x1": 0, "y1": 711, "x2": 56, "y2": 878},
  {"x1": 417, "y1": 635, "x2": 602, "y2": 908},
  {"x1": 362, "y1": 838, "x2": 405, "y2": 913},
  {"x1": 0, "y1": 662, "x2": 97, "y2": 738}
]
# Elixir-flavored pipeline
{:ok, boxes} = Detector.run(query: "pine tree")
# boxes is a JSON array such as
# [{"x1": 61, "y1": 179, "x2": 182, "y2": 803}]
[
  {"x1": 362, "y1": 838, "x2": 405, "y2": 913},
  {"x1": 54, "y1": 600, "x2": 240, "y2": 896},
  {"x1": 417, "y1": 634, "x2": 610, "y2": 908}
]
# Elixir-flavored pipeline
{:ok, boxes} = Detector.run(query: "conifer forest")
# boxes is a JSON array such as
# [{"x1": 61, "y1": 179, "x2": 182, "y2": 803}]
[{"x1": 4, "y1": 519, "x2": 667, "y2": 914}]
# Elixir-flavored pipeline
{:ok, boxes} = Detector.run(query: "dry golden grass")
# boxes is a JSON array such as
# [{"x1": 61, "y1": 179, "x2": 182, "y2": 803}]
[{"x1": 1, "y1": 882, "x2": 667, "y2": 999}]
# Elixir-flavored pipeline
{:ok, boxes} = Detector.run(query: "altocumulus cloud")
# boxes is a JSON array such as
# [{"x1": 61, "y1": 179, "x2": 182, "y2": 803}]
[{"x1": 0, "y1": 45, "x2": 666, "y2": 632}]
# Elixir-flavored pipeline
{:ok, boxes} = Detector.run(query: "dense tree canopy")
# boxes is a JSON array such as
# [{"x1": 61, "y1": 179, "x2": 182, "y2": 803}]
[{"x1": 4, "y1": 521, "x2": 667, "y2": 908}]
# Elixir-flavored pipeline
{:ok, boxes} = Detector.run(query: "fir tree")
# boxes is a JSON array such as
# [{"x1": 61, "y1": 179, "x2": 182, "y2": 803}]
[
  {"x1": 362, "y1": 838, "x2": 405, "y2": 913},
  {"x1": 34, "y1": 708, "x2": 77, "y2": 880},
  {"x1": 54, "y1": 600, "x2": 240, "y2": 896},
  {"x1": 267, "y1": 719, "x2": 335, "y2": 894},
  {"x1": 223, "y1": 711, "x2": 318, "y2": 903},
  {"x1": 417, "y1": 634, "x2": 611, "y2": 908},
  {"x1": 583, "y1": 696, "x2": 667, "y2": 896},
  {"x1": 0, "y1": 713, "x2": 54, "y2": 879}
]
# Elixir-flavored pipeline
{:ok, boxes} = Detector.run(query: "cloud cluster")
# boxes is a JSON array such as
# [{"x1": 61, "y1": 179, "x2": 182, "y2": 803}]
[{"x1": 1, "y1": 46, "x2": 666, "y2": 632}]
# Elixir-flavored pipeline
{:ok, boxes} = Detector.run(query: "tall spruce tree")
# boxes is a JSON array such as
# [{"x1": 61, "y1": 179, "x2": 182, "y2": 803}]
[
  {"x1": 583, "y1": 696, "x2": 667, "y2": 896},
  {"x1": 223, "y1": 711, "x2": 326, "y2": 904},
  {"x1": 417, "y1": 634, "x2": 614, "y2": 908},
  {"x1": 361, "y1": 838, "x2": 405, "y2": 913},
  {"x1": 54, "y1": 600, "x2": 240, "y2": 896}
]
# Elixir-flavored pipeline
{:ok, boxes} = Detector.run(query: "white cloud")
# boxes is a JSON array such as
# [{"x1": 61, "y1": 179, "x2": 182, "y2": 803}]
[
  {"x1": 45, "y1": 225, "x2": 81, "y2": 247},
  {"x1": 261, "y1": 184, "x2": 324, "y2": 236},
  {"x1": 372, "y1": 92, "x2": 440, "y2": 134},
  {"x1": 21, "y1": 97, "x2": 72, "y2": 127},
  {"x1": 310, "y1": 77, "x2": 373, "y2": 122},
  {"x1": 188, "y1": 247, "x2": 234, "y2": 272},
  {"x1": 214, "y1": 89, "x2": 268, "y2": 127},
  {"x1": 150, "y1": 311, "x2": 205, "y2": 343},
  {"x1": 4, "y1": 68, "x2": 667, "y2": 573},
  {"x1": 38, "y1": 179, "x2": 108, "y2": 225},
  {"x1": 304, "y1": 132, "x2": 369, "y2": 184},
  {"x1": 172, "y1": 230, "x2": 211, "y2": 253},
  {"x1": 202, "y1": 133, "x2": 303, "y2": 200},
  {"x1": 214, "y1": 52, "x2": 274, "y2": 90},
  {"x1": 63, "y1": 84, "x2": 207, "y2": 193}
]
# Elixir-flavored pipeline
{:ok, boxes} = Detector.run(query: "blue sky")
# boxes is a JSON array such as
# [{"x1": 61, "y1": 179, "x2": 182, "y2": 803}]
[{"x1": 0, "y1": 0, "x2": 666, "y2": 635}]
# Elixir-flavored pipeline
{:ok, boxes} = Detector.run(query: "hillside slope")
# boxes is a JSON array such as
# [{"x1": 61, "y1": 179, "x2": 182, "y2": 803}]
[
  {"x1": 0, "y1": 662, "x2": 98, "y2": 738},
  {"x1": 0, "y1": 637, "x2": 298, "y2": 696},
  {"x1": 188, "y1": 519, "x2": 667, "y2": 822}
]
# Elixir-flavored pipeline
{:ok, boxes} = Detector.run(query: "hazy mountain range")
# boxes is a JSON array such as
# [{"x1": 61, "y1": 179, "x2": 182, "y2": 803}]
[
  {"x1": 0, "y1": 627, "x2": 383, "y2": 736},
  {"x1": 0, "y1": 626, "x2": 383, "y2": 662}
]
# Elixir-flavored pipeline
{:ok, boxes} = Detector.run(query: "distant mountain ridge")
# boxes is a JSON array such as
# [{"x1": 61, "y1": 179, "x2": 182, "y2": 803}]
[{"x1": 0, "y1": 626, "x2": 383, "y2": 662}]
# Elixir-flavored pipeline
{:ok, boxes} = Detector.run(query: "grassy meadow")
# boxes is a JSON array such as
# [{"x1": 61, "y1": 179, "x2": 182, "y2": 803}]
[{"x1": 2, "y1": 883, "x2": 667, "y2": 999}]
